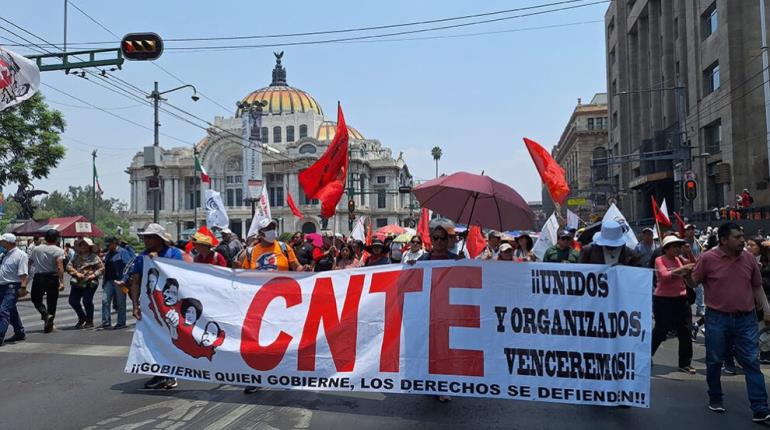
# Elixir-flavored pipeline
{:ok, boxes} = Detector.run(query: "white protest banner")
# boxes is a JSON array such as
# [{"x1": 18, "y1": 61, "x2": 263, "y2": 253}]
[
  {"x1": 532, "y1": 212, "x2": 559, "y2": 261},
  {"x1": 204, "y1": 190, "x2": 229, "y2": 229},
  {"x1": 126, "y1": 258, "x2": 652, "y2": 408},
  {"x1": 0, "y1": 47, "x2": 40, "y2": 111},
  {"x1": 246, "y1": 184, "x2": 272, "y2": 239},
  {"x1": 602, "y1": 203, "x2": 638, "y2": 249},
  {"x1": 350, "y1": 216, "x2": 366, "y2": 242},
  {"x1": 566, "y1": 209, "x2": 579, "y2": 230}
]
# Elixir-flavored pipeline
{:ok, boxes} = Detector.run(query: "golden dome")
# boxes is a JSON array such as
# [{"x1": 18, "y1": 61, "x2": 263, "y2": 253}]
[{"x1": 316, "y1": 121, "x2": 365, "y2": 141}]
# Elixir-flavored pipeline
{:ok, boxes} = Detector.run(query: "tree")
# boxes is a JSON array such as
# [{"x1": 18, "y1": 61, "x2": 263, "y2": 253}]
[
  {"x1": 36, "y1": 186, "x2": 135, "y2": 246},
  {"x1": 0, "y1": 93, "x2": 66, "y2": 188},
  {"x1": 431, "y1": 146, "x2": 442, "y2": 178}
]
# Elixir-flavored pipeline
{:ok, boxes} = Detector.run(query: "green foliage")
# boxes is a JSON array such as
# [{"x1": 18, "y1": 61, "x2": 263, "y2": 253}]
[
  {"x1": 36, "y1": 185, "x2": 136, "y2": 246},
  {"x1": 0, "y1": 200, "x2": 21, "y2": 233},
  {"x1": 0, "y1": 93, "x2": 66, "y2": 188}
]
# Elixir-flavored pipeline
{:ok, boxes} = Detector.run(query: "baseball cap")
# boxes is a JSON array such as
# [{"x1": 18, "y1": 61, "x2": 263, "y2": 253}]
[
  {"x1": 257, "y1": 218, "x2": 278, "y2": 231},
  {"x1": 558, "y1": 230, "x2": 573, "y2": 239},
  {"x1": 641, "y1": 227, "x2": 654, "y2": 233},
  {"x1": 487, "y1": 230, "x2": 502, "y2": 239},
  {"x1": 221, "y1": 228, "x2": 233, "y2": 235},
  {"x1": 499, "y1": 243, "x2": 513, "y2": 252},
  {"x1": 1, "y1": 233, "x2": 16, "y2": 243}
]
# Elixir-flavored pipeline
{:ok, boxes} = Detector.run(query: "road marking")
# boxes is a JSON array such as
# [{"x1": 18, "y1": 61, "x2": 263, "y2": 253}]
[
  {"x1": 0, "y1": 341, "x2": 129, "y2": 357},
  {"x1": 203, "y1": 404, "x2": 256, "y2": 430}
]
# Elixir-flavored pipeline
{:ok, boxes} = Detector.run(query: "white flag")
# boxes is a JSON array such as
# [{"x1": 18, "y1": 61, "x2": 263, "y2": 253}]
[
  {"x1": 660, "y1": 199, "x2": 670, "y2": 221},
  {"x1": 532, "y1": 212, "x2": 559, "y2": 261},
  {"x1": 566, "y1": 209, "x2": 579, "y2": 230},
  {"x1": 350, "y1": 216, "x2": 366, "y2": 242},
  {"x1": 205, "y1": 190, "x2": 229, "y2": 230},
  {"x1": 247, "y1": 185, "x2": 272, "y2": 239},
  {"x1": 0, "y1": 47, "x2": 40, "y2": 111},
  {"x1": 602, "y1": 203, "x2": 638, "y2": 249}
]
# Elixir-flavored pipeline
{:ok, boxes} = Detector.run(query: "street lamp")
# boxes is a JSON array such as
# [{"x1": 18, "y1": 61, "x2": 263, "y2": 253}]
[{"x1": 146, "y1": 82, "x2": 199, "y2": 224}]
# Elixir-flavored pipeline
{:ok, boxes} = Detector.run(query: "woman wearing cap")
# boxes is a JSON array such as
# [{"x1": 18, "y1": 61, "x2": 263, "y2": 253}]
[
  {"x1": 66, "y1": 238, "x2": 105, "y2": 329},
  {"x1": 651, "y1": 235, "x2": 696, "y2": 374},
  {"x1": 497, "y1": 243, "x2": 515, "y2": 261},
  {"x1": 192, "y1": 232, "x2": 227, "y2": 267}
]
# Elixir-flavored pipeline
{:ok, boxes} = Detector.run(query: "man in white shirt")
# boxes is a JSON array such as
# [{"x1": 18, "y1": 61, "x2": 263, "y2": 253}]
[{"x1": 0, "y1": 233, "x2": 28, "y2": 345}]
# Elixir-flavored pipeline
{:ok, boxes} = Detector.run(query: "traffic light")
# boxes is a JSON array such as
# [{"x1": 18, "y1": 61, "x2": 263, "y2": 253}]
[
  {"x1": 121, "y1": 33, "x2": 164, "y2": 61},
  {"x1": 348, "y1": 198, "x2": 356, "y2": 220},
  {"x1": 684, "y1": 179, "x2": 697, "y2": 201}
]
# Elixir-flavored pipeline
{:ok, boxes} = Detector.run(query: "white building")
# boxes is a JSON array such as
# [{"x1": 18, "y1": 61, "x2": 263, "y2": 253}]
[{"x1": 127, "y1": 53, "x2": 415, "y2": 239}]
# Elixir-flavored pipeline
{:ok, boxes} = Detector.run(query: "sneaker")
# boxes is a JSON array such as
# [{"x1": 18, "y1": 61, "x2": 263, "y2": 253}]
[
  {"x1": 752, "y1": 409, "x2": 770, "y2": 422},
  {"x1": 144, "y1": 376, "x2": 167, "y2": 389},
  {"x1": 163, "y1": 378, "x2": 178, "y2": 389},
  {"x1": 113, "y1": 323, "x2": 127, "y2": 330},
  {"x1": 44, "y1": 316, "x2": 55, "y2": 333},
  {"x1": 722, "y1": 365, "x2": 738, "y2": 375},
  {"x1": 83, "y1": 321, "x2": 94, "y2": 329},
  {"x1": 244, "y1": 386, "x2": 260, "y2": 394},
  {"x1": 679, "y1": 365, "x2": 697, "y2": 374},
  {"x1": 101, "y1": 322, "x2": 111, "y2": 329},
  {"x1": 5, "y1": 332, "x2": 26, "y2": 342},
  {"x1": 708, "y1": 400, "x2": 726, "y2": 413},
  {"x1": 74, "y1": 320, "x2": 85, "y2": 329}
]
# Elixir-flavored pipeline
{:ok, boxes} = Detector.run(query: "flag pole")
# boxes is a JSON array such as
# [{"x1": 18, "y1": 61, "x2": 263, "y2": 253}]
[
  {"x1": 193, "y1": 148, "x2": 199, "y2": 230},
  {"x1": 91, "y1": 150, "x2": 97, "y2": 223}
]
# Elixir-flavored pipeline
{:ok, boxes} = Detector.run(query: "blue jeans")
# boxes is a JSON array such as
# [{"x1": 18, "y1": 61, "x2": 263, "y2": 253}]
[
  {"x1": 0, "y1": 283, "x2": 24, "y2": 343},
  {"x1": 695, "y1": 285, "x2": 705, "y2": 314},
  {"x1": 705, "y1": 309, "x2": 768, "y2": 412},
  {"x1": 102, "y1": 280, "x2": 126, "y2": 326}
]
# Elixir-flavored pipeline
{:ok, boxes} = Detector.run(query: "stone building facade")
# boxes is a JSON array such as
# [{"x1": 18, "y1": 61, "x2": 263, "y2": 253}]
[
  {"x1": 543, "y1": 94, "x2": 609, "y2": 220},
  {"x1": 127, "y1": 54, "x2": 414, "y2": 238},
  {"x1": 606, "y1": 0, "x2": 770, "y2": 221}
]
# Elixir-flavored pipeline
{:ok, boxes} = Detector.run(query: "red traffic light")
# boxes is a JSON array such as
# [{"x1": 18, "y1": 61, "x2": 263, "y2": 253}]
[
  {"x1": 121, "y1": 33, "x2": 164, "y2": 61},
  {"x1": 347, "y1": 199, "x2": 356, "y2": 213},
  {"x1": 684, "y1": 179, "x2": 697, "y2": 201}
]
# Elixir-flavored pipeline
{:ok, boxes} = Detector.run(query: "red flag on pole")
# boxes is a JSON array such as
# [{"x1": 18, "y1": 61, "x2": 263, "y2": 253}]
[
  {"x1": 286, "y1": 192, "x2": 304, "y2": 219},
  {"x1": 651, "y1": 196, "x2": 672, "y2": 228},
  {"x1": 466, "y1": 225, "x2": 487, "y2": 259},
  {"x1": 523, "y1": 137, "x2": 570, "y2": 205},
  {"x1": 417, "y1": 207, "x2": 432, "y2": 251},
  {"x1": 366, "y1": 217, "x2": 373, "y2": 246},
  {"x1": 673, "y1": 211, "x2": 686, "y2": 237},
  {"x1": 299, "y1": 102, "x2": 349, "y2": 218}
]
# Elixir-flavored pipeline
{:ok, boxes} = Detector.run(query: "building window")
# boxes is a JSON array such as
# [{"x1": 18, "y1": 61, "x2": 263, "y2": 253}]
[
  {"x1": 607, "y1": 17, "x2": 615, "y2": 37},
  {"x1": 702, "y1": 3, "x2": 718, "y2": 39},
  {"x1": 704, "y1": 61, "x2": 720, "y2": 95},
  {"x1": 376, "y1": 218, "x2": 388, "y2": 228},
  {"x1": 612, "y1": 111, "x2": 618, "y2": 129},
  {"x1": 299, "y1": 124, "x2": 308, "y2": 138},
  {"x1": 146, "y1": 187, "x2": 164, "y2": 211},
  {"x1": 704, "y1": 119, "x2": 722, "y2": 154},
  {"x1": 609, "y1": 47, "x2": 616, "y2": 65},
  {"x1": 377, "y1": 191, "x2": 386, "y2": 209},
  {"x1": 376, "y1": 175, "x2": 386, "y2": 184},
  {"x1": 611, "y1": 79, "x2": 617, "y2": 97},
  {"x1": 266, "y1": 173, "x2": 284, "y2": 207},
  {"x1": 587, "y1": 118, "x2": 595, "y2": 130},
  {"x1": 224, "y1": 157, "x2": 243, "y2": 207},
  {"x1": 674, "y1": 17, "x2": 678, "y2": 39},
  {"x1": 226, "y1": 188, "x2": 243, "y2": 207},
  {"x1": 298, "y1": 144, "x2": 316, "y2": 154},
  {"x1": 184, "y1": 177, "x2": 200, "y2": 210},
  {"x1": 359, "y1": 175, "x2": 366, "y2": 206},
  {"x1": 273, "y1": 126, "x2": 282, "y2": 143},
  {"x1": 260, "y1": 127, "x2": 268, "y2": 143},
  {"x1": 592, "y1": 147, "x2": 609, "y2": 181},
  {"x1": 286, "y1": 126, "x2": 295, "y2": 142}
]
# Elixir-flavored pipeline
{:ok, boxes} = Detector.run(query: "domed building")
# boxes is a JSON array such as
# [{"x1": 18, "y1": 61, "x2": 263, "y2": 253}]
[{"x1": 127, "y1": 53, "x2": 415, "y2": 239}]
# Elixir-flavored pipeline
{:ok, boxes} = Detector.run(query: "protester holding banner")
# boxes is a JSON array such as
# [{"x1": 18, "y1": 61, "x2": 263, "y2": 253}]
[
  {"x1": 214, "y1": 229, "x2": 242, "y2": 267},
  {"x1": 127, "y1": 223, "x2": 185, "y2": 390},
  {"x1": 191, "y1": 233, "x2": 227, "y2": 267},
  {"x1": 579, "y1": 220, "x2": 641, "y2": 267},
  {"x1": 101, "y1": 236, "x2": 134, "y2": 329},
  {"x1": 543, "y1": 230, "x2": 579, "y2": 263},
  {"x1": 334, "y1": 244, "x2": 361, "y2": 270},
  {"x1": 497, "y1": 243, "x2": 514, "y2": 261},
  {"x1": 513, "y1": 233, "x2": 534, "y2": 262},
  {"x1": 66, "y1": 238, "x2": 104, "y2": 329},
  {"x1": 402, "y1": 235, "x2": 425, "y2": 264},
  {"x1": 634, "y1": 228, "x2": 657, "y2": 268},
  {"x1": 364, "y1": 239, "x2": 390, "y2": 267},
  {"x1": 478, "y1": 230, "x2": 502, "y2": 260},
  {"x1": 692, "y1": 222, "x2": 770, "y2": 422},
  {"x1": 650, "y1": 236, "x2": 696, "y2": 374},
  {"x1": 312, "y1": 232, "x2": 337, "y2": 272},
  {"x1": 239, "y1": 219, "x2": 302, "y2": 272}
]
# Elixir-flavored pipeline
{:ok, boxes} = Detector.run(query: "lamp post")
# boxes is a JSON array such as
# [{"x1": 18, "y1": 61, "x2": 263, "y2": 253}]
[{"x1": 147, "y1": 82, "x2": 199, "y2": 223}]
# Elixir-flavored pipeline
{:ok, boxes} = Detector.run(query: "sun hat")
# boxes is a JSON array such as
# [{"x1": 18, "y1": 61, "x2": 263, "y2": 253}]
[
  {"x1": 365, "y1": 238, "x2": 386, "y2": 253},
  {"x1": 138, "y1": 223, "x2": 166, "y2": 239},
  {"x1": 192, "y1": 232, "x2": 214, "y2": 247},
  {"x1": 661, "y1": 235, "x2": 686, "y2": 249},
  {"x1": 592, "y1": 219, "x2": 628, "y2": 247}
]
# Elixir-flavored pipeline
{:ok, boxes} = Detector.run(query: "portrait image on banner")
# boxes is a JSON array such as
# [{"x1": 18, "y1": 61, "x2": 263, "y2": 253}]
[{"x1": 127, "y1": 258, "x2": 653, "y2": 408}]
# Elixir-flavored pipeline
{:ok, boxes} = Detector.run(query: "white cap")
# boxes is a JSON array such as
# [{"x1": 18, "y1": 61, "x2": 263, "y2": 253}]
[
  {"x1": 78, "y1": 237, "x2": 94, "y2": 246},
  {"x1": 221, "y1": 228, "x2": 233, "y2": 235},
  {"x1": 0, "y1": 233, "x2": 16, "y2": 243},
  {"x1": 138, "y1": 223, "x2": 166, "y2": 239},
  {"x1": 256, "y1": 218, "x2": 277, "y2": 231}
]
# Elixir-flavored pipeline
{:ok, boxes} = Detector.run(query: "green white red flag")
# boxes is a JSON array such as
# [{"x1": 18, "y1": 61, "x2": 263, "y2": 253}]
[{"x1": 195, "y1": 155, "x2": 210, "y2": 183}]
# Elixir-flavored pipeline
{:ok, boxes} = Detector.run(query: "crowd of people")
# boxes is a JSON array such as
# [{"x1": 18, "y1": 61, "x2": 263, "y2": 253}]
[{"x1": 2, "y1": 213, "x2": 770, "y2": 422}]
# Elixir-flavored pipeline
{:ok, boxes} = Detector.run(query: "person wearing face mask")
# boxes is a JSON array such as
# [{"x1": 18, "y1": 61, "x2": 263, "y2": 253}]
[{"x1": 240, "y1": 219, "x2": 303, "y2": 272}]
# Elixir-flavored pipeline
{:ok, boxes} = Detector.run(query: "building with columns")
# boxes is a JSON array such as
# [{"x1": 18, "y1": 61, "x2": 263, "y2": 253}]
[{"x1": 127, "y1": 53, "x2": 415, "y2": 239}]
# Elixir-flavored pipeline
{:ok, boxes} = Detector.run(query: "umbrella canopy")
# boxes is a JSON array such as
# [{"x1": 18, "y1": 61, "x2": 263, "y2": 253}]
[
  {"x1": 412, "y1": 172, "x2": 535, "y2": 231},
  {"x1": 576, "y1": 221, "x2": 602, "y2": 246},
  {"x1": 392, "y1": 229, "x2": 417, "y2": 243},
  {"x1": 376, "y1": 224, "x2": 407, "y2": 236}
]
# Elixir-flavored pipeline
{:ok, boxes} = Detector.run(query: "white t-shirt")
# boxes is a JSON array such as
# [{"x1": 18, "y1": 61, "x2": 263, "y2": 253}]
[{"x1": 402, "y1": 249, "x2": 425, "y2": 264}]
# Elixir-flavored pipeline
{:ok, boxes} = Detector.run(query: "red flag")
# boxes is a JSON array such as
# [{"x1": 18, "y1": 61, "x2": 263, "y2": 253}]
[
  {"x1": 286, "y1": 192, "x2": 304, "y2": 219},
  {"x1": 185, "y1": 226, "x2": 219, "y2": 253},
  {"x1": 366, "y1": 217, "x2": 373, "y2": 246},
  {"x1": 523, "y1": 137, "x2": 570, "y2": 205},
  {"x1": 417, "y1": 208, "x2": 432, "y2": 251},
  {"x1": 673, "y1": 212, "x2": 686, "y2": 237},
  {"x1": 466, "y1": 225, "x2": 487, "y2": 259},
  {"x1": 651, "y1": 196, "x2": 672, "y2": 228},
  {"x1": 299, "y1": 103, "x2": 349, "y2": 218}
]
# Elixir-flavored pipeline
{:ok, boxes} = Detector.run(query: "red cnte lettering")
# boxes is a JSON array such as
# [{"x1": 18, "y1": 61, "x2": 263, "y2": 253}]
[
  {"x1": 429, "y1": 266, "x2": 484, "y2": 376},
  {"x1": 240, "y1": 277, "x2": 301, "y2": 371},
  {"x1": 369, "y1": 269, "x2": 423, "y2": 372},
  {"x1": 298, "y1": 274, "x2": 365, "y2": 371}
]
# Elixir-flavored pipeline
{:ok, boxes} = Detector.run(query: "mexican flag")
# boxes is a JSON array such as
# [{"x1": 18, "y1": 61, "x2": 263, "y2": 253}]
[
  {"x1": 195, "y1": 155, "x2": 210, "y2": 183},
  {"x1": 93, "y1": 164, "x2": 103, "y2": 193}
]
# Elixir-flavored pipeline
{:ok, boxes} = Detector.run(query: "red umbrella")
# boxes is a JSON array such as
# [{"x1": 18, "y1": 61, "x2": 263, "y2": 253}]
[
  {"x1": 412, "y1": 172, "x2": 535, "y2": 231},
  {"x1": 375, "y1": 224, "x2": 407, "y2": 236}
]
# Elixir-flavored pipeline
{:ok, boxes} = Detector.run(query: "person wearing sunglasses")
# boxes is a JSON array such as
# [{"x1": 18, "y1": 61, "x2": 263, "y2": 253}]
[{"x1": 402, "y1": 236, "x2": 426, "y2": 265}]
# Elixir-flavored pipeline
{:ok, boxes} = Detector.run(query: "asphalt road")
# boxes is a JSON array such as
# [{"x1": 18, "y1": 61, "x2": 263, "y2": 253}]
[{"x1": 2, "y1": 289, "x2": 770, "y2": 429}]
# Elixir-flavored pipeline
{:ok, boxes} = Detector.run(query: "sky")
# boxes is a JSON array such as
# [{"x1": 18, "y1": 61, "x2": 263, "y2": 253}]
[{"x1": 2, "y1": 0, "x2": 608, "y2": 205}]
